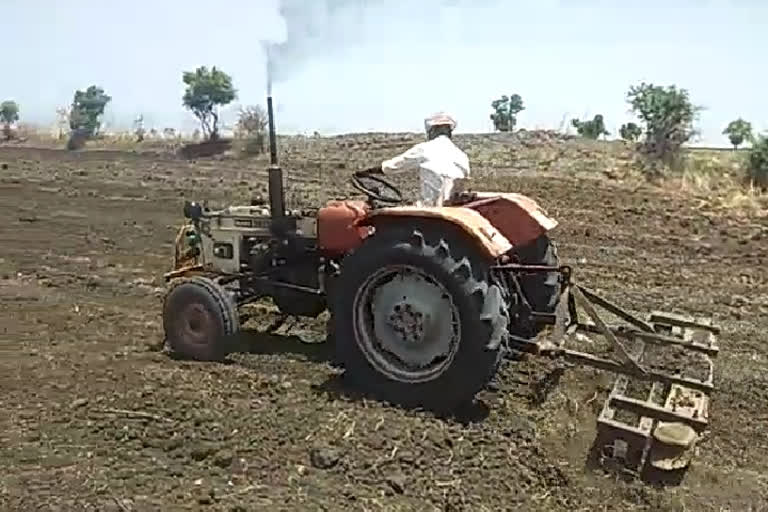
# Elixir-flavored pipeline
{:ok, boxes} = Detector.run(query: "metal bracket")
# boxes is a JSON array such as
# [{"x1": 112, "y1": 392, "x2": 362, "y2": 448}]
[{"x1": 505, "y1": 276, "x2": 720, "y2": 476}]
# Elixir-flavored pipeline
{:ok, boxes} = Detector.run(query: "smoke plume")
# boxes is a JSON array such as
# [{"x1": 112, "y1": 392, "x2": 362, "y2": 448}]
[
  {"x1": 263, "y1": 0, "x2": 376, "y2": 87},
  {"x1": 262, "y1": 0, "x2": 480, "y2": 91}
]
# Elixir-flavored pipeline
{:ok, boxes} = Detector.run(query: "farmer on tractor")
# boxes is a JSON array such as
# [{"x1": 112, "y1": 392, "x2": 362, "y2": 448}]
[{"x1": 365, "y1": 112, "x2": 470, "y2": 207}]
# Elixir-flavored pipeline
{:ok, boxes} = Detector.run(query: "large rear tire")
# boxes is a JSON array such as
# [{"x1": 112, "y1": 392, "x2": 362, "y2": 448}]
[
  {"x1": 510, "y1": 234, "x2": 560, "y2": 339},
  {"x1": 332, "y1": 221, "x2": 509, "y2": 412},
  {"x1": 162, "y1": 276, "x2": 240, "y2": 362}
]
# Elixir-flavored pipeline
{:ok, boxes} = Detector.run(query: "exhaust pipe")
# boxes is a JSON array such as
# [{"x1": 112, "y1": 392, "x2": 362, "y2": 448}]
[{"x1": 265, "y1": 46, "x2": 286, "y2": 230}]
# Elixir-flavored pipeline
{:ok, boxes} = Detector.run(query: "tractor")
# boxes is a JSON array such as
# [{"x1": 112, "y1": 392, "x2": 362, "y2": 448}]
[{"x1": 161, "y1": 91, "x2": 719, "y2": 478}]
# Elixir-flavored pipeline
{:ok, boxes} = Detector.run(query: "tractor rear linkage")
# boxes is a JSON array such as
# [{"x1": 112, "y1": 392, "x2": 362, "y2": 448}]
[{"x1": 493, "y1": 262, "x2": 720, "y2": 477}]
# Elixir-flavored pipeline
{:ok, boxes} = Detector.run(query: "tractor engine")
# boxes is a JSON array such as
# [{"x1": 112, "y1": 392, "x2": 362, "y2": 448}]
[{"x1": 176, "y1": 201, "x2": 327, "y2": 318}]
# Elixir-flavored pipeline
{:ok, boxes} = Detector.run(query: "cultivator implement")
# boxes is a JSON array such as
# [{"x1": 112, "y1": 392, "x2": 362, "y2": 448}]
[{"x1": 495, "y1": 264, "x2": 720, "y2": 477}]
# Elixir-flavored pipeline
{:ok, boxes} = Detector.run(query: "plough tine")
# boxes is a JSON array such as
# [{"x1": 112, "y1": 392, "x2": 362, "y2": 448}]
[
  {"x1": 500, "y1": 262, "x2": 719, "y2": 478},
  {"x1": 550, "y1": 285, "x2": 570, "y2": 347},
  {"x1": 577, "y1": 285, "x2": 655, "y2": 333},
  {"x1": 571, "y1": 286, "x2": 647, "y2": 375}
]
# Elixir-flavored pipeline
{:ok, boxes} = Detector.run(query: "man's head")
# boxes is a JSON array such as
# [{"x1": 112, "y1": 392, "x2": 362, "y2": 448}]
[{"x1": 424, "y1": 112, "x2": 457, "y2": 140}]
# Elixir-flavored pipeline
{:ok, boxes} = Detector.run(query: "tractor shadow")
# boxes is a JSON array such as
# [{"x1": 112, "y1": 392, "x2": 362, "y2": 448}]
[
  {"x1": 232, "y1": 328, "x2": 334, "y2": 364},
  {"x1": 227, "y1": 328, "x2": 491, "y2": 425}
]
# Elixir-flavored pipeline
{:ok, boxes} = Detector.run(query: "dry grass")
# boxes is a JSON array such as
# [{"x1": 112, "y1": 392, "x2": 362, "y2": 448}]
[{"x1": 671, "y1": 150, "x2": 768, "y2": 215}]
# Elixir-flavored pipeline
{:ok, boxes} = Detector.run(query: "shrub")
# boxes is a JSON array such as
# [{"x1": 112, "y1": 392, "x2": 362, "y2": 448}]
[
  {"x1": 747, "y1": 135, "x2": 768, "y2": 189},
  {"x1": 571, "y1": 114, "x2": 609, "y2": 139}
]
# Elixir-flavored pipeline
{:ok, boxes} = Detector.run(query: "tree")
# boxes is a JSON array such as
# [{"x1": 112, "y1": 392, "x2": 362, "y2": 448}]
[
  {"x1": 747, "y1": 135, "x2": 768, "y2": 190},
  {"x1": 490, "y1": 94, "x2": 524, "y2": 132},
  {"x1": 69, "y1": 86, "x2": 112, "y2": 138},
  {"x1": 722, "y1": 118, "x2": 753, "y2": 150},
  {"x1": 182, "y1": 66, "x2": 236, "y2": 141},
  {"x1": 619, "y1": 122, "x2": 642, "y2": 142},
  {"x1": 571, "y1": 114, "x2": 609, "y2": 140},
  {"x1": 1, "y1": 100, "x2": 20, "y2": 140},
  {"x1": 236, "y1": 105, "x2": 268, "y2": 154},
  {"x1": 626, "y1": 82, "x2": 701, "y2": 165}
]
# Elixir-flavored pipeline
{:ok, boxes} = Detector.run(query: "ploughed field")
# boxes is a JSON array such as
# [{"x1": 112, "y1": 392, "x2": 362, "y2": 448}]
[{"x1": 1, "y1": 133, "x2": 767, "y2": 511}]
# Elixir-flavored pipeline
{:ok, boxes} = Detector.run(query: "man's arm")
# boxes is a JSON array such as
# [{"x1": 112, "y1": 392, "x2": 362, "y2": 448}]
[{"x1": 381, "y1": 143, "x2": 426, "y2": 175}]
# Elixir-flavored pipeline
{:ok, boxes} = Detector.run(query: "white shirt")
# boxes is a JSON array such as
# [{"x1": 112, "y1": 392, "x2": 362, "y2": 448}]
[{"x1": 381, "y1": 135, "x2": 470, "y2": 207}]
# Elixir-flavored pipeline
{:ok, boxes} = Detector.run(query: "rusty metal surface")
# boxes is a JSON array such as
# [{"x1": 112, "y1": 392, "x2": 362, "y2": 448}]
[
  {"x1": 360, "y1": 205, "x2": 513, "y2": 258},
  {"x1": 467, "y1": 192, "x2": 558, "y2": 230},
  {"x1": 590, "y1": 311, "x2": 717, "y2": 476},
  {"x1": 497, "y1": 262, "x2": 719, "y2": 477},
  {"x1": 461, "y1": 193, "x2": 558, "y2": 248},
  {"x1": 163, "y1": 264, "x2": 205, "y2": 282}
]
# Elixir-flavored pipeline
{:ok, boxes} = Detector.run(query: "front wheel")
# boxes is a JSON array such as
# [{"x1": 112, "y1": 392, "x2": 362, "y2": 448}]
[
  {"x1": 332, "y1": 221, "x2": 510, "y2": 412},
  {"x1": 162, "y1": 276, "x2": 240, "y2": 361}
]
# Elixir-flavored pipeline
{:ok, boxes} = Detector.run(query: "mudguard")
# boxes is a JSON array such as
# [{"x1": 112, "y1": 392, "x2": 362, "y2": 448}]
[
  {"x1": 358, "y1": 206, "x2": 514, "y2": 259},
  {"x1": 463, "y1": 192, "x2": 558, "y2": 247}
]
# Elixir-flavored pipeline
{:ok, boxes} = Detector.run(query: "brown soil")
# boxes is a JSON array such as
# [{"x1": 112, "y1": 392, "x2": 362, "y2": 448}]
[{"x1": 1, "y1": 134, "x2": 767, "y2": 511}]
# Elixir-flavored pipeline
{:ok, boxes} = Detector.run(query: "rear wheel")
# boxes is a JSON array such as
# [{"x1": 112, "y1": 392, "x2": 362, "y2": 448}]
[
  {"x1": 511, "y1": 234, "x2": 561, "y2": 338},
  {"x1": 162, "y1": 276, "x2": 240, "y2": 361},
  {"x1": 333, "y1": 221, "x2": 509, "y2": 411}
]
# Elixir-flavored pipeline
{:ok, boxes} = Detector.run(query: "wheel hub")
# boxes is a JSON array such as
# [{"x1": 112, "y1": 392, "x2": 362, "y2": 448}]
[
  {"x1": 388, "y1": 300, "x2": 431, "y2": 344},
  {"x1": 354, "y1": 265, "x2": 461, "y2": 383},
  {"x1": 179, "y1": 303, "x2": 213, "y2": 345}
]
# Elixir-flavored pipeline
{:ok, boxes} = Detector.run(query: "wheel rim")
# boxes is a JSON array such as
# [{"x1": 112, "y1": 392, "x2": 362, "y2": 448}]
[
  {"x1": 176, "y1": 302, "x2": 215, "y2": 346},
  {"x1": 352, "y1": 264, "x2": 461, "y2": 383}
]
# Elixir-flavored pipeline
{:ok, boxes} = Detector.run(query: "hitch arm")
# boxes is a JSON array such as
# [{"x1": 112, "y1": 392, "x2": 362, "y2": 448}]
[{"x1": 571, "y1": 285, "x2": 647, "y2": 375}]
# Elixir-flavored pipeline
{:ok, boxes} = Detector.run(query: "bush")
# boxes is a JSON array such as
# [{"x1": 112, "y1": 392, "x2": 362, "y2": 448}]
[
  {"x1": 619, "y1": 122, "x2": 642, "y2": 142},
  {"x1": 747, "y1": 135, "x2": 768, "y2": 189},
  {"x1": 237, "y1": 105, "x2": 268, "y2": 155},
  {"x1": 571, "y1": 114, "x2": 609, "y2": 139}
]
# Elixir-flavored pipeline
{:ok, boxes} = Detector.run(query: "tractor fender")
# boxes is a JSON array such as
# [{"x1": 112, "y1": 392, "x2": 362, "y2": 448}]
[
  {"x1": 357, "y1": 206, "x2": 513, "y2": 259},
  {"x1": 463, "y1": 192, "x2": 558, "y2": 247}
]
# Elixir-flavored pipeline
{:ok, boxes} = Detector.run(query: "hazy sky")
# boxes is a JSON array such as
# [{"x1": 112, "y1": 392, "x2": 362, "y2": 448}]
[{"x1": 3, "y1": 0, "x2": 766, "y2": 146}]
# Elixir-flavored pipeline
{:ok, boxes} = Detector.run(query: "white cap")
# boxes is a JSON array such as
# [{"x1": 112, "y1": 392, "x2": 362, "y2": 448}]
[{"x1": 424, "y1": 112, "x2": 457, "y2": 132}]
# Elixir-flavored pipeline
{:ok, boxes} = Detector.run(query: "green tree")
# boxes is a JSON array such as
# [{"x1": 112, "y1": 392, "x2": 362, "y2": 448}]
[
  {"x1": 490, "y1": 94, "x2": 524, "y2": 132},
  {"x1": 619, "y1": 122, "x2": 642, "y2": 142},
  {"x1": 747, "y1": 135, "x2": 768, "y2": 190},
  {"x1": 722, "y1": 118, "x2": 753, "y2": 150},
  {"x1": 626, "y1": 82, "x2": 701, "y2": 165},
  {"x1": 182, "y1": 66, "x2": 237, "y2": 141},
  {"x1": 571, "y1": 114, "x2": 609, "y2": 139},
  {"x1": 69, "y1": 86, "x2": 112, "y2": 138},
  {"x1": 0, "y1": 100, "x2": 20, "y2": 140}
]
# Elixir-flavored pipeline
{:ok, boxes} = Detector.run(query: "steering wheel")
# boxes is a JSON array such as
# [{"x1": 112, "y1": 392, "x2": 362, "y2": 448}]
[{"x1": 351, "y1": 169, "x2": 404, "y2": 205}]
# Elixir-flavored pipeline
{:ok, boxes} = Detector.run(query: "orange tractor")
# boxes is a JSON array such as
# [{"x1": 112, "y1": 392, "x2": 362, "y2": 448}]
[{"x1": 161, "y1": 92, "x2": 719, "y2": 477}]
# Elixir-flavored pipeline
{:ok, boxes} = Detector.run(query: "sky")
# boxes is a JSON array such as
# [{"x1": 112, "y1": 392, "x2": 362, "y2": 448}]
[{"x1": 2, "y1": 0, "x2": 766, "y2": 146}]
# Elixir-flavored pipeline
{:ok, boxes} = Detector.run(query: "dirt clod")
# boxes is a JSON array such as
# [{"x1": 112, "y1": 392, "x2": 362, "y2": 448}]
[
  {"x1": 385, "y1": 473, "x2": 407, "y2": 494},
  {"x1": 309, "y1": 446, "x2": 341, "y2": 470}
]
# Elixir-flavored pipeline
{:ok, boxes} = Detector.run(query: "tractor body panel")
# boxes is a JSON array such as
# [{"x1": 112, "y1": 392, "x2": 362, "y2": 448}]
[
  {"x1": 317, "y1": 199, "x2": 372, "y2": 256},
  {"x1": 357, "y1": 205, "x2": 513, "y2": 259},
  {"x1": 463, "y1": 192, "x2": 558, "y2": 247}
]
